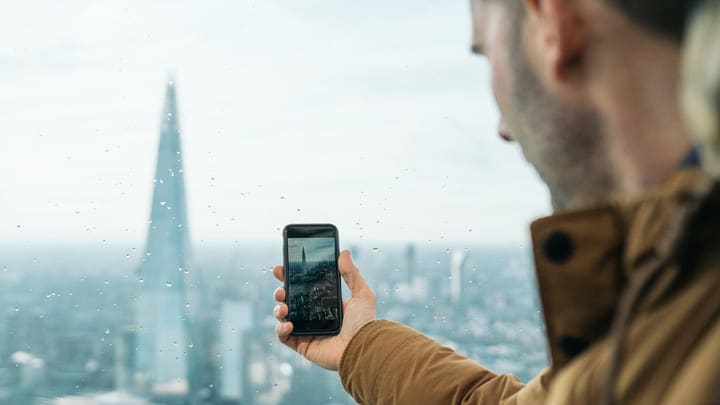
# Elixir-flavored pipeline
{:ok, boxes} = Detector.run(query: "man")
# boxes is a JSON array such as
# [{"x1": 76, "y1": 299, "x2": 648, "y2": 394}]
[{"x1": 272, "y1": 0, "x2": 720, "y2": 403}]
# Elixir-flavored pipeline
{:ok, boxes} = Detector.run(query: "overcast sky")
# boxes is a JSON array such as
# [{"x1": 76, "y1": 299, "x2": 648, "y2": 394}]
[{"x1": 0, "y1": 0, "x2": 550, "y2": 247}]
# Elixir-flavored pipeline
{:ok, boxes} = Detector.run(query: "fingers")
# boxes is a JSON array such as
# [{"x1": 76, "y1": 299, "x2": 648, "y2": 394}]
[
  {"x1": 338, "y1": 250, "x2": 372, "y2": 297},
  {"x1": 271, "y1": 265, "x2": 293, "y2": 346},
  {"x1": 273, "y1": 265, "x2": 284, "y2": 282},
  {"x1": 275, "y1": 321, "x2": 293, "y2": 342},
  {"x1": 273, "y1": 303, "x2": 288, "y2": 321},
  {"x1": 273, "y1": 286, "x2": 286, "y2": 302}
]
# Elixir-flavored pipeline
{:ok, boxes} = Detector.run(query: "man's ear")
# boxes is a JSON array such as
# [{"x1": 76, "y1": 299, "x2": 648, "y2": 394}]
[{"x1": 525, "y1": 0, "x2": 587, "y2": 82}]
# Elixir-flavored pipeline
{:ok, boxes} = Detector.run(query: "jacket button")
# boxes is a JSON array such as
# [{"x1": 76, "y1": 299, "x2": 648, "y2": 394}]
[
  {"x1": 559, "y1": 336, "x2": 589, "y2": 358},
  {"x1": 543, "y1": 231, "x2": 574, "y2": 264}
]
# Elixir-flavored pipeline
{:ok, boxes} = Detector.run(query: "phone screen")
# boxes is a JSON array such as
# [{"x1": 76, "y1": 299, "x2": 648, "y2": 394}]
[{"x1": 283, "y1": 224, "x2": 342, "y2": 335}]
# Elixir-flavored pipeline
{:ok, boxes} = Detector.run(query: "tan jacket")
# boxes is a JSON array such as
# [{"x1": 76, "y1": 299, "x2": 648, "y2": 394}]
[{"x1": 339, "y1": 169, "x2": 720, "y2": 404}]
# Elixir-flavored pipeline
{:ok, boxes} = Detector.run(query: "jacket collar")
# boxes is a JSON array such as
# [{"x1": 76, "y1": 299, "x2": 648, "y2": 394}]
[{"x1": 529, "y1": 168, "x2": 716, "y2": 372}]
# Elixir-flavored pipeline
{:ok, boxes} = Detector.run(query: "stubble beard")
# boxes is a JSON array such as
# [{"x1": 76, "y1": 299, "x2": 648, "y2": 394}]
[{"x1": 507, "y1": 22, "x2": 619, "y2": 211}]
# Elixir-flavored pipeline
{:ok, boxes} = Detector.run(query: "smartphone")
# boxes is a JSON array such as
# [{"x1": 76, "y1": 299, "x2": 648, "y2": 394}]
[{"x1": 282, "y1": 224, "x2": 343, "y2": 336}]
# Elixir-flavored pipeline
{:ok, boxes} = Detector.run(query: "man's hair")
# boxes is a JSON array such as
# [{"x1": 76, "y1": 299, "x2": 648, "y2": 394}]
[{"x1": 603, "y1": 0, "x2": 702, "y2": 40}]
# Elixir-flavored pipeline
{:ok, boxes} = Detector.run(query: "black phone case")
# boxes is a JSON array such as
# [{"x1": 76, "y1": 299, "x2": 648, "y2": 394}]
[{"x1": 282, "y1": 223, "x2": 343, "y2": 336}]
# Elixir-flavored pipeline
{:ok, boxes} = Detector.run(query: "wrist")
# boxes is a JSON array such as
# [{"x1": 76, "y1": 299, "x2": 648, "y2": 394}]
[{"x1": 337, "y1": 319, "x2": 379, "y2": 371}]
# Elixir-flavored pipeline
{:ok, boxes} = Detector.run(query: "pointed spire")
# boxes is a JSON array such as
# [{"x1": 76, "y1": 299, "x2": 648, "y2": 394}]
[
  {"x1": 135, "y1": 80, "x2": 192, "y2": 392},
  {"x1": 143, "y1": 79, "x2": 190, "y2": 275},
  {"x1": 163, "y1": 79, "x2": 178, "y2": 131}
]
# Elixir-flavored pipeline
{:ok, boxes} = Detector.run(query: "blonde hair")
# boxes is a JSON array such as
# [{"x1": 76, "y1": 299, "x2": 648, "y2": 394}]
[{"x1": 682, "y1": 0, "x2": 720, "y2": 177}]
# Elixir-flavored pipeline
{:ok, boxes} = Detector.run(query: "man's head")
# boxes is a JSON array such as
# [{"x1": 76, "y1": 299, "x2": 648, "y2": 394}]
[{"x1": 471, "y1": 0, "x2": 701, "y2": 210}]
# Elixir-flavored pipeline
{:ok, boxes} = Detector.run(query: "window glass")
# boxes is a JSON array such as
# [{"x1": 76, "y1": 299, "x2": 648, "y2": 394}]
[{"x1": 1, "y1": 0, "x2": 549, "y2": 403}]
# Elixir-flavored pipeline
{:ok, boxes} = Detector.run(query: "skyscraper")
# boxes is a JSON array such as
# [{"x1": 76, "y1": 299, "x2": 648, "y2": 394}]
[
  {"x1": 450, "y1": 249, "x2": 466, "y2": 305},
  {"x1": 135, "y1": 81, "x2": 194, "y2": 396},
  {"x1": 301, "y1": 246, "x2": 307, "y2": 270},
  {"x1": 404, "y1": 244, "x2": 416, "y2": 285}
]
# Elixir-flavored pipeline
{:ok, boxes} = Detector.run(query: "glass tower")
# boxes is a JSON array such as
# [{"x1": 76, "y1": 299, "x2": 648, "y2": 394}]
[{"x1": 135, "y1": 81, "x2": 193, "y2": 396}]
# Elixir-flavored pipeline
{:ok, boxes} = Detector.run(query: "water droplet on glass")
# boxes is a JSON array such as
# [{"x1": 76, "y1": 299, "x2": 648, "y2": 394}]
[
  {"x1": 105, "y1": 329, "x2": 110, "y2": 334},
  {"x1": 104, "y1": 280, "x2": 109, "y2": 285},
  {"x1": 165, "y1": 281, "x2": 173, "y2": 287},
  {"x1": 160, "y1": 201, "x2": 166, "y2": 206}
]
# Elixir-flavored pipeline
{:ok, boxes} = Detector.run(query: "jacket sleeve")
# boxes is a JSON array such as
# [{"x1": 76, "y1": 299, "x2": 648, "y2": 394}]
[{"x1": 339, "y1": 320, "x2": 546, "y2": 405}]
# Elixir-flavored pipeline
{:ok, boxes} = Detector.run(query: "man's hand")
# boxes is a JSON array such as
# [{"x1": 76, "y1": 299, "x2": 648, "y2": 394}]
[{"x1": 272, "y1": 250, "x2": 376, "y2": 371}]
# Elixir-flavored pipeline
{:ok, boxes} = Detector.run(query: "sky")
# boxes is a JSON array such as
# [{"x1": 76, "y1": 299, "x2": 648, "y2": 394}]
[{"x1": 0, "y1": 0, "x2": 550, "y2": 247}]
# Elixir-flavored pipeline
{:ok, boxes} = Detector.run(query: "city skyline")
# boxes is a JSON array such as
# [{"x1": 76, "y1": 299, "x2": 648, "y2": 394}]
[
  {"x1": 0, "y1": 1, "x2": 556, "y2": 403},
  {"x1": 287, "y1": 237, "x2": 335, "y2": 267}
]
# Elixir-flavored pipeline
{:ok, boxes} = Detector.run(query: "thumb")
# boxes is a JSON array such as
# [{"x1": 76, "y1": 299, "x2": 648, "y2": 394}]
[{"x1": 338, "y1": 250, "x2": 371, "y2": 296}]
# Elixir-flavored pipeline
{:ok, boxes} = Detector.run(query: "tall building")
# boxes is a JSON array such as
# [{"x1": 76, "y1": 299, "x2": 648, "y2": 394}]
[
  {"x1": 218, "y1": 300, "x2": 253, "y2": 403},
  {"x1": 301, "y1": 246, "x2": 307, "y2": 270},
  {"x1": 135, "y1": 81, "x2": 196, "y2": 397},
  {"x1": 450, "y1": 249, "x2": 467, "y2": 305},
  {"x1": 404, "y1": 244, "x2": 416, "y2": 285}
]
